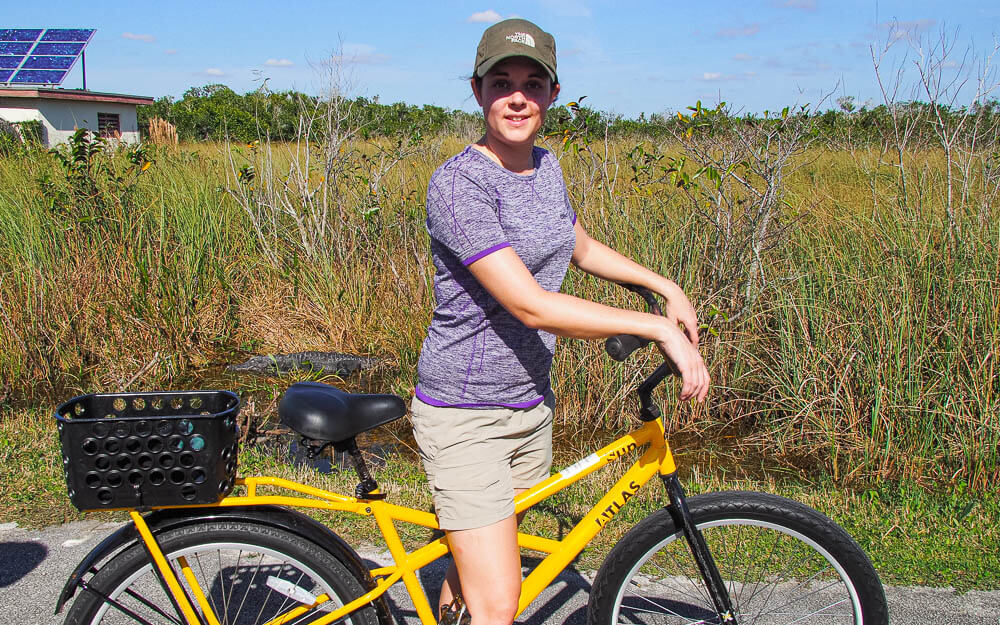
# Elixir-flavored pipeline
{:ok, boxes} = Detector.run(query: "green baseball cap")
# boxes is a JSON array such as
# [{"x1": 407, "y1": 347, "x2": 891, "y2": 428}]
[{"x1": 474, "y1": 18, "x2": 558, "y2": 83}]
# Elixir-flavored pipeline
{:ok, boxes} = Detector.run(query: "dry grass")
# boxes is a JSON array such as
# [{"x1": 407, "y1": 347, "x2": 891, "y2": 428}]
[
  {"x1": 0, "y1": 138, "x2": 996, "y2": 490},
  {"x1": 147, "y1": 117, "x2": 178, "y2": 145}
]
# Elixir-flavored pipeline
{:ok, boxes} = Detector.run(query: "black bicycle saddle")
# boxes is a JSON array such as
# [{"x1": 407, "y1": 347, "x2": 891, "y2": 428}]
[{"x1": 278, "y1": 381, "x2": 406, "y2": 442}]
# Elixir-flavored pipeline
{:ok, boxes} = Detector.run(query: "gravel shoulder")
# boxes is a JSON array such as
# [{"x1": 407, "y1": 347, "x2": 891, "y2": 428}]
[{"x1": 2, "y1": 521, "x2": 997, "y2": 625}]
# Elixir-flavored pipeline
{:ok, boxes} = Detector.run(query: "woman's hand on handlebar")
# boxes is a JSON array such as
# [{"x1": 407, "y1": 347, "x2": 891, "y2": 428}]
[
  {"x1": 657, "y1": 280, "x2": 700, "y2": 347},
  {"x1": 654, "y1": 321, "x2": 710, "y2": 402}
]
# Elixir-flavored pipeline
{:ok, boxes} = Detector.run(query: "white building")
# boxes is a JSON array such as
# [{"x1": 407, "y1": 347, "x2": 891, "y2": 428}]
[{"x1": 0, "y1": 87, "x2": 152, "y2": 147}]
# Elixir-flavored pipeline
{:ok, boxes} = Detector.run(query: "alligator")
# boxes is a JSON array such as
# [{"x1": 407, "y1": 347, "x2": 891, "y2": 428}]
[{"x1": 227, "y1": 351, "x2": 378, "y2": 376}]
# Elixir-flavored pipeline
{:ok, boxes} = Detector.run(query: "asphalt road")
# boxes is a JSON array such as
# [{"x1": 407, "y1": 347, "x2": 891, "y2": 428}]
[{"x1": 1, "y1": 520, "x2": 997, "y2": 624}]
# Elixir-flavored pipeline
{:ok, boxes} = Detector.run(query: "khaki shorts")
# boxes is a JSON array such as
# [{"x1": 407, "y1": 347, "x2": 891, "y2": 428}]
[{"x1": 410, "y1": 394, "x2": 554, "y2": 531}]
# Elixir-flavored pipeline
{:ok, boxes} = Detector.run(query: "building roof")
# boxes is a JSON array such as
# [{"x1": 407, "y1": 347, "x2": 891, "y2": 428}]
[{"x1": 0, "y1": 87, "x2": 152, "y2": 106}]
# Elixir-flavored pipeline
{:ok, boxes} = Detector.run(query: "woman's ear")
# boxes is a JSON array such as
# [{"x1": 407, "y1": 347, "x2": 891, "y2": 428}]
[
  {"x1": 550, "y1": 83, "x2": 561, "y2": 106},
  {"x1": 471, "y1": 78, "x2": 483, "y2": 106}
]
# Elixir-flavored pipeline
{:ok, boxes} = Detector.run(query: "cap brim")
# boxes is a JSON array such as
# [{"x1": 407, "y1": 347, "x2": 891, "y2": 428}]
[{"x1": 475, "y1": 53, "x2": 557, "y2": 83}]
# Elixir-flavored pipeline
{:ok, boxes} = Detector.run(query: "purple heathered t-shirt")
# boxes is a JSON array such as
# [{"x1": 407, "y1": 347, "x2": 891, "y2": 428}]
[{"x1": 415, "y1": 145, "x2": 577, "y2": 409}]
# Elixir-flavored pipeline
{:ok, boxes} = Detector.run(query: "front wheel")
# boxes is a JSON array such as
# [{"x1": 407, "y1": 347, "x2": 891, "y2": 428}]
[
  {"x1": 588, "y1": 491, "x2": 888, "y2": 625},
  {"x1": 64, "y1": 519, "x2": 382, "y2": 625}
]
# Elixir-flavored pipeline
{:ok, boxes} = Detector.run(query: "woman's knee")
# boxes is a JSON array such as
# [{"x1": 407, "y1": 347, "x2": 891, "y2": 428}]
[{"x1": 471, "y1": 587, "x2": 519, "y2": 625}]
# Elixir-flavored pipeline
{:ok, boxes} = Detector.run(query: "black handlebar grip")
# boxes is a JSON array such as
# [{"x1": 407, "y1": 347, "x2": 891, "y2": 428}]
[{"x1": 605, "y1": 334, "x2": 651, "y2": 361}]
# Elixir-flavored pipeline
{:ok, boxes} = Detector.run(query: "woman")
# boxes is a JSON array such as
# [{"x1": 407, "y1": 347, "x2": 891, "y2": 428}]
[{"x1": 412, "y1": 18, "x2": 710, "y2": 625}]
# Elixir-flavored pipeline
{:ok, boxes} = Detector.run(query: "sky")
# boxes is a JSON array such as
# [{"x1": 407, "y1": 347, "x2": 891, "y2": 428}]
[{"x1": 4, "y1": 1, "x2": 1000, "y2": 117}]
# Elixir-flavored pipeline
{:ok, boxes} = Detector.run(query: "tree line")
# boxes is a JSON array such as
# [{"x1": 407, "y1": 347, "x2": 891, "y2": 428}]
[{"x1": 138, "y1": 83, "x2": 1000, "y2": 147}]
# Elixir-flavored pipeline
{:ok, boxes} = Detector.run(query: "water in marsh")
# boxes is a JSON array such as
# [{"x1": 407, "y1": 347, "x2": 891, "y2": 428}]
[{"x1": 33, "y1": 360, "x2": 819, "y2": 483}]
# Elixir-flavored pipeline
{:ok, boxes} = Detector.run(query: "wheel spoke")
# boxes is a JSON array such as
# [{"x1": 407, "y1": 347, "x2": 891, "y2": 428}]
[
  {"x1": 747, "y1": 557, "x2": 838, "y2": 623},
  {"x1": 716, "y1": 520, "x2": 741, "y2": 619},
  {"x1": 661, "y1": 537, "x2": 714, "y2": 610},
  {"x1": 622, "y1": 585, "x2": 691, "y2": 618},
  {"x1": 193, "y1": 552, "x2": 223, "y2": 624},
  {"x1": 121, "y1": 586, "x2": 184, "y2": 625},
  {"x1": 214, "y1": 548, "x2": 229, "y2": 624},
  {"x1": 232, "y1": 550, "x2": 267, "y2": 623},
  {"x1": 72, "y1": 526, "x2": 363, "y2": 625},
  {"x1": 617, "y1": 600, "x2": 714, "y2": 625},
  {"x1": 775, "y1": 597, "x2": 851, "y2": 625},
  {"x1": 601, "y1": 497, "x2": 884, "y2": 625},
  {"x1": 741, "y1": 521, "x2": 784, "y2": 618},
  {"x1": 753, "y1": 578, "x2": 848, "y2": 621},
  {"x1": 640, "y1": 555, "x2": 714, "y2": 609}
]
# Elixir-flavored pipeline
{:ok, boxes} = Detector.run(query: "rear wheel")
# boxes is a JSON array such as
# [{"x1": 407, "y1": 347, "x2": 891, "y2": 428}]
[
  {"x1": 64, "y1": 520, "x2": 382, "y2": 625},
  {"x1": 588, "y1": 491, "x2": 888, "y2": 625}
]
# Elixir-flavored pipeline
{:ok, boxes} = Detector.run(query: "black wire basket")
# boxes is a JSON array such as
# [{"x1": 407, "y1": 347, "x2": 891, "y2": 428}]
[{"x1": 55, "y1": 390, "x2": 241, "y2": 511}]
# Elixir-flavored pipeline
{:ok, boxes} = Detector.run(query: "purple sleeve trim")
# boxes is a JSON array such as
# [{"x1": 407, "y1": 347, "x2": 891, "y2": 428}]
[
  {"x1": 415, "y1": 387, "x2": 544, "y2": 410},
  {"x1": 461, "y1": 242, "x2": 511, "y2": 266},
  {"x1": 572, "y1": 212, "x2": 577, "y2": 225}
]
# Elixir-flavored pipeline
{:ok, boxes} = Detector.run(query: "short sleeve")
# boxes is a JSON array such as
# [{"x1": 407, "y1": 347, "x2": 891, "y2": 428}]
[
  {"x1": 426, "y1": 164, "x2": 510, "y2": 266},
  {"x1": 564, "y1": 188, "x2": 577, "y2": 225}
]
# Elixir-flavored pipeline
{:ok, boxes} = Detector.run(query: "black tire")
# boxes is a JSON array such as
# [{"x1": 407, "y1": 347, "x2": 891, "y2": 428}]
[
  {"x1": 588, "y1": 491, "x2": 888, "y2": 625},
  {"x1": 64, "y1": 520, "x2": 382, "y2": 625}
]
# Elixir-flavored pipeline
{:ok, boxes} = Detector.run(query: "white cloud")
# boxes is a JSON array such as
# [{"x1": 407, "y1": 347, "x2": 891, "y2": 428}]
[
  {"x1": 164, "y1": 49, "x2": 177, "y2": 55},
  {"x1": 732, "y1": 53, "x2": 754, "y2": 61},
  {"x1": 700, "y1": 71, "x2": 756, "y2": 82},
  {"x1": 122, "y1": 32, "x2": 155, "y2": 42},
  {"x1": 468, "y1": 10, "x2": 502, "y2": 23},
  {"x1": 204, "y1": 68, "x2": 224, "y2": 76},
  {"x1": 717, "y1": 23, "x2": 761, "y2": 38},
  {"x1": 879, "y1": 18, "x2": 937, "y2": 41},
  {"x1": 265, "y1": 58, "x2": 294, "y2": 67}
]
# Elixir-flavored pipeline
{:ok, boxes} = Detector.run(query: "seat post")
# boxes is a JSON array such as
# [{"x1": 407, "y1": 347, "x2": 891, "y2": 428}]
[{"x1": 341, "y1": 438, "x2": 385, "y2": 499}]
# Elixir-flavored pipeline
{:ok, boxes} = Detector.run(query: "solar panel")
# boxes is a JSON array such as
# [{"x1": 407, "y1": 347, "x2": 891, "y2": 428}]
[{"x1": 0, "y1": 28, "x2": 94, "y2": 86}]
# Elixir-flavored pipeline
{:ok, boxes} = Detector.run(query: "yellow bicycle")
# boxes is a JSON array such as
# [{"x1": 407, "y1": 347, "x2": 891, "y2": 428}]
[{"x1": 53, "y1": 285, "x2": 888, "y2": 625}]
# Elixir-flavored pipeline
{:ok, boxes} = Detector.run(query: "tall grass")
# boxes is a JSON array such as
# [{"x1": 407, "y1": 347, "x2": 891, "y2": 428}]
[{"x1": 0, "y1": 136, "x2": 996, "y2": 489}]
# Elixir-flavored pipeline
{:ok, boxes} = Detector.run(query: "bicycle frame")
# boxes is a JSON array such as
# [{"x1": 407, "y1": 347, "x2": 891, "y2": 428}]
[{"x1": 122, "y1": 416, "x2": 680, "y2": 625}]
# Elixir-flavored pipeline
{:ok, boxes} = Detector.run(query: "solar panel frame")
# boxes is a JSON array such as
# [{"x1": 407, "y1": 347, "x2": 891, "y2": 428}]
[{"x1": 0, "y1": 28, "x2": 94, "y2": 86}]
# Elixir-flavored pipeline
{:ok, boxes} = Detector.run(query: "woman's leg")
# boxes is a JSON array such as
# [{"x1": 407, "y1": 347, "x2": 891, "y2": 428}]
[
  {"x1": 438, "y1": 489, "x2": 529, "y2": 622},
  {"x1": 442, "y1": 512, "x2": 521, "y2": 625}
]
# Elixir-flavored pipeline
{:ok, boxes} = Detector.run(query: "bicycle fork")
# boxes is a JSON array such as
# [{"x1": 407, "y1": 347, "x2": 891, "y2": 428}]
[{"x1": 660, "y1": 472, "x2": 739, "y2": 625}]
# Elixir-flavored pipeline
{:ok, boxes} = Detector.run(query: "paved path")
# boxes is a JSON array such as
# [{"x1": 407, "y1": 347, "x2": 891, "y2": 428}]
[{"x1": 2, "y1": 521, "x2": 997, "y2": 624}]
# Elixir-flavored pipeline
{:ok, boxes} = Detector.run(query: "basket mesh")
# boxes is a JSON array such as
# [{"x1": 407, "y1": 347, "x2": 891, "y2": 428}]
[{"x1": 56, "y1": 390, "x2": 240, "y2": 511}]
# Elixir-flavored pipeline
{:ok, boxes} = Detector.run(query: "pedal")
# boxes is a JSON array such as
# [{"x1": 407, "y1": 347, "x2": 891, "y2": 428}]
[{"x1": 439, "y1": 594, "x2": 470, "y2": 625}]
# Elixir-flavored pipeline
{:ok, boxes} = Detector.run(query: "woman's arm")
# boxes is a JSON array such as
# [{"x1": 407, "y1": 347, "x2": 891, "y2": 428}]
[
  {"x1": 571, "y1": 220, "x2": 700, "y2": 346},
  {"x1": 467, "y1": 247, "x2": 709, "y2": 401}
]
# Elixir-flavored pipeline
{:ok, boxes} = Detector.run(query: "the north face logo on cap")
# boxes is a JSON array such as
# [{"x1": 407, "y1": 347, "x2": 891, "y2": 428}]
[{"x1": 505, "y1": 32, "x2": 536, "y2": 48}]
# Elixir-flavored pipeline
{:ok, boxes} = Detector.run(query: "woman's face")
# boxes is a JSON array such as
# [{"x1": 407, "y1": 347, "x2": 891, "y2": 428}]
[{"x1": 472, "y1": 57, "x2": 560, "y2": 152}]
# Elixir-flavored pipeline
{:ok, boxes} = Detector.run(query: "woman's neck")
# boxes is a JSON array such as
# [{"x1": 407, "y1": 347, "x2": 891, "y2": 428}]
[{"x1": 473, "y1": 136, "x2": 535, "y2": 174}]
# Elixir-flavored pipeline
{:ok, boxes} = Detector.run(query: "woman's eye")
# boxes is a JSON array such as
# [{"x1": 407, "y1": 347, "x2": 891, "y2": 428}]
[{"x1": 493, "y1": 80, "x2": 510, "y2": 90}]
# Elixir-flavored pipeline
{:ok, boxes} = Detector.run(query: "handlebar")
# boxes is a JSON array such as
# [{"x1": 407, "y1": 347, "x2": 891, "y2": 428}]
[
  {"x1": 604, "y1": 283, "x2": 681, "y2": 421},
  {"x1": 603, "y1": 284, "x2": 662, "y2": 363}
]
